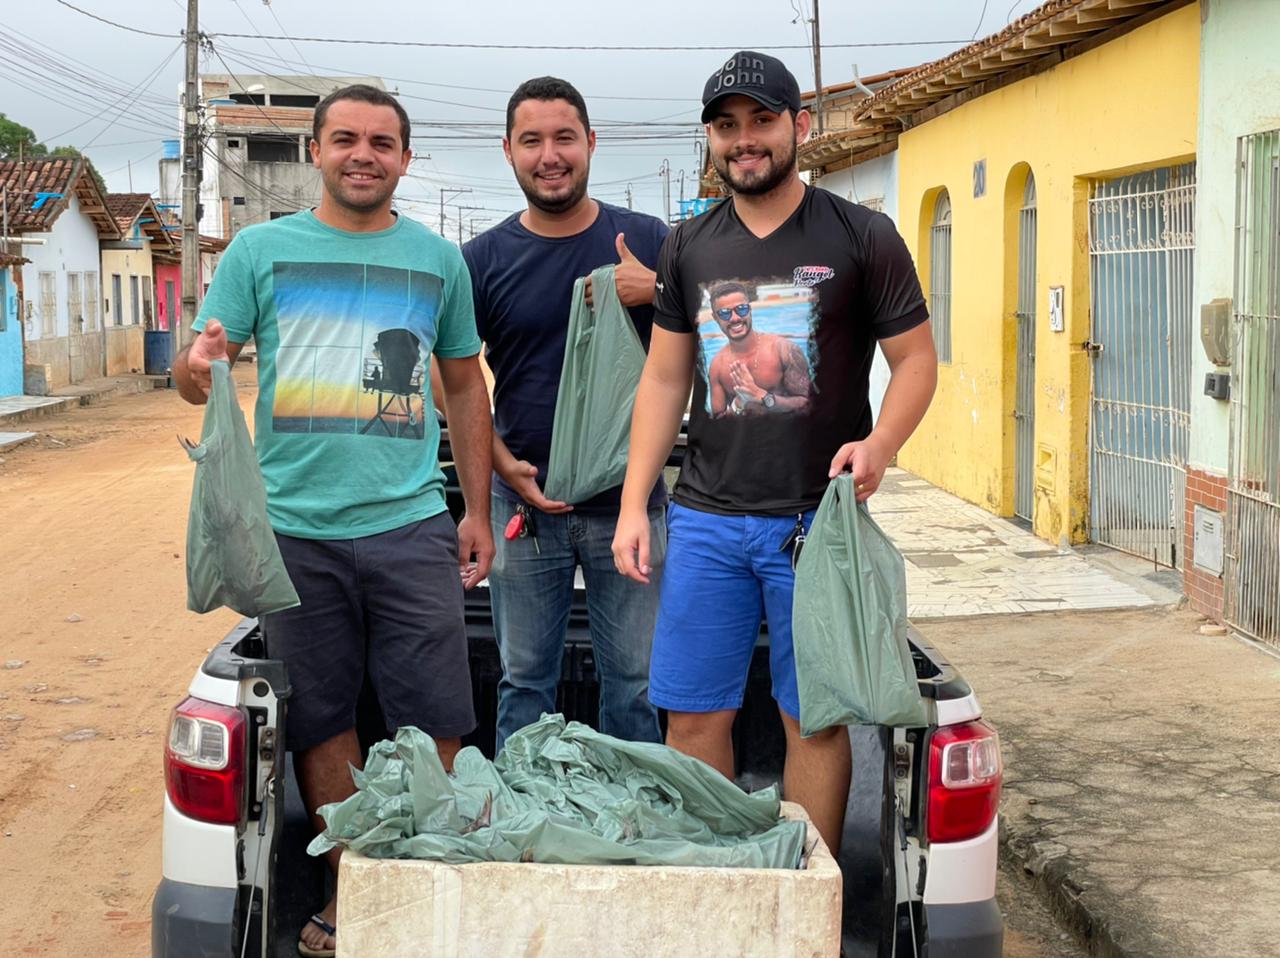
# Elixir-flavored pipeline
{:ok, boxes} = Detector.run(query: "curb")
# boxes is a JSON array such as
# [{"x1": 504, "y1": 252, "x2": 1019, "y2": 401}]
[
  {"x1": 1000, "y1": 820, "x2": 1138, "y2": 958},
  {"x1": 0, "y1": 376, "x2": 166, "y2": 428}
]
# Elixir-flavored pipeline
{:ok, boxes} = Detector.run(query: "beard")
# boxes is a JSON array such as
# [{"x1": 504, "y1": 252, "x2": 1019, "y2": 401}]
[
  {"x1": 515, "y1": 164, "x2": 590, "y2": 215},
  {"x1": 712, "y1": 135, "x2": 797, "y2": 197}
]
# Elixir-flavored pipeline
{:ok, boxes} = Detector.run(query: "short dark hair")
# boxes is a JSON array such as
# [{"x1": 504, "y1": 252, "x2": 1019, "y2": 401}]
[
  {"x1": 313, "y1": 84, "x2": 411, "y2": 152},
  {"x1": 709, "y1": 281, "x2": 750, "y2": 306},
  {"x1": 505, "y1": 77, "x2": 590, "y2": 139}
]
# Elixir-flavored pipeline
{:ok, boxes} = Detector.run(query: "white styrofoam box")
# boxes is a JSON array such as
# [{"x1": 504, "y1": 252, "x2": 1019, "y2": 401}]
[{"x1": 336, "y1": 801, "x2": 842, "y2": 958}]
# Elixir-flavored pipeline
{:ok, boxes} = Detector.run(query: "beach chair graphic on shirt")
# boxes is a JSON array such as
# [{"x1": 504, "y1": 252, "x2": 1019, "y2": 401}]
[{"x1": 360, "y1": 328, "x2": 426, "y2": 439}]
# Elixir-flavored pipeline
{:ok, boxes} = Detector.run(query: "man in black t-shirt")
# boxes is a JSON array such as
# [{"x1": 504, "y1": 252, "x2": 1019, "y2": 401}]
[{"x1": 612, "y1": 51, "x2": 938, "y2": 854}]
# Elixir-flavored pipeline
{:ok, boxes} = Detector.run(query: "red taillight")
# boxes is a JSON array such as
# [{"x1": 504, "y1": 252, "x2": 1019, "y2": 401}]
[
  {"x1": 927, "y1": 719, "x2": 1002, "y2": 844},
  {"x1": 165, "y1": 696, "x2": 247, "y2": 825}
]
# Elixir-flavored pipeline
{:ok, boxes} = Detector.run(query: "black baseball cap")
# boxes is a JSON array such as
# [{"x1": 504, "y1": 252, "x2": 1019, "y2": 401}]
[{"x1": 701, "y1": 51, "x2": 802, "y2": 123}]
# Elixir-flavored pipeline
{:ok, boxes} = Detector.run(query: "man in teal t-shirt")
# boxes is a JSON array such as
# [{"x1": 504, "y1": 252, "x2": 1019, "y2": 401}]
[{"x1": 174, "y1": 85, "x2": 493, "y2": 958}]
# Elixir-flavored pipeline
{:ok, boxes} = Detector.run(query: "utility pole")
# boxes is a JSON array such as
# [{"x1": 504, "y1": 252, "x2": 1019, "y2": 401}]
[
  {"x1": 625, "y1": 183, "x2": 633, "y2": 210},
  {"x1": 811, "y1": 0, "x2": 825, "y2": 136},
  {"x1": 179, "y1": 0, "x2": 201, "y2": 348},
  {"x1": 659, "y1": 160, "x2": 671, "y2": 224},
  {"x1": 439, "y1": 187, "x2": 470, "y2": 236},
  {"x1": 456, "y1": 205, "x2": 484, "y2": 246}
]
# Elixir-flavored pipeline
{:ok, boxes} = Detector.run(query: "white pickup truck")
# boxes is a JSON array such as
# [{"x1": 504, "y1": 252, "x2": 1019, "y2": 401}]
[{"x1": 152, "y1": 435, "x2": 1004, "y2": 958}]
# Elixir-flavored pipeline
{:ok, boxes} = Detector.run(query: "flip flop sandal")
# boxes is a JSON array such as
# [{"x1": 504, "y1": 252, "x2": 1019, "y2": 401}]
[{"x1": 297, "y1": 913, "x2": 337, "y2": 958}]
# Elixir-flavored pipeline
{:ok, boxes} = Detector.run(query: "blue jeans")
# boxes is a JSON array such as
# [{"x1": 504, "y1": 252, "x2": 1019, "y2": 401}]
[{"x1": 488, "y1": 494, "x2": 665, "y2": 750}]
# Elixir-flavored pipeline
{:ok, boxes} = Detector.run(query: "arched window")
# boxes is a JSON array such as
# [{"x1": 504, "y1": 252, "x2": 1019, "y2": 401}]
[{"x1": 930, "y1": 190, "x2": 953, "y2": 363}]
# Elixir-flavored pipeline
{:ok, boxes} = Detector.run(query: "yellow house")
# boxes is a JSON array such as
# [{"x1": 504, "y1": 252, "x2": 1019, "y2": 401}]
[
  {"x1": 101, "y1": 193, "x2": 176, "y2": 375},
  {"x1": 860, "y1": 0, "x2": 1199, "y2": 561}
]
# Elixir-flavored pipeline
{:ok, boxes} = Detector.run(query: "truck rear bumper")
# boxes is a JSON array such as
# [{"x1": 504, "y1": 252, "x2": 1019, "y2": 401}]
[
  {"x1": 151, "y1": 878, "x2": 238, "y2": 957},
  {"x1": 925, "y1": 897, "x2": 1003, "y2": 958}
]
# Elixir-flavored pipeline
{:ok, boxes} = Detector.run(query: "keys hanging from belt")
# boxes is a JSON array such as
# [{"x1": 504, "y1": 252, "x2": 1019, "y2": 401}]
[
  {"x1": 779, "y1": 513, "x2": 807, "y2": 571},
  {"x1": 503, "y1": 503, "x2": 540, "y2": 555}
]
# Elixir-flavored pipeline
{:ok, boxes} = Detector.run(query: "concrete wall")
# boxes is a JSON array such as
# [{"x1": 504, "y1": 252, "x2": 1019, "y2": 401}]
[
  {"x1": 105, "y1": 325, "x2": 144, "y2": 375},
  {"x1": 154, "y1": 263, "x2": 180, "y2": 332},
  {"x1": 18, "y1": 195, "x2": 108, "y2": 388},
  {"x1": 815, "y1": 152, "x2": 900, "y2": 425},
  {"x1": 1183, "y1": 0, "x2": 1280, "y2": 621},
  {"x1": 814, "y1": 152, "x2": 899, "y2": 221},
  {"x1": 200, "y1": 141, "x2": 320, "y2": 239},
  {"x1": 100, "y1": 247, "x2": 154, "y2": 330},
  {"x1": 894, "y1": 5, "x2": 1199, "y2": 545},
  {"x1": 1188, "y1": 0, "x2": 1280, "y2": 473},
  {"x1": 1, "y1": 268, "x2": 21, "y2": 397},
  {"x1": 19, "y1": 195, "x2": 102, "y2": 342}
]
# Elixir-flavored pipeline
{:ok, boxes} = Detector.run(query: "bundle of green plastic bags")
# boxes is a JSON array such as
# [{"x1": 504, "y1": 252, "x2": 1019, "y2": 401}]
[{"x1": 309, "y1": 714, "x2": 806, "y2": 869}]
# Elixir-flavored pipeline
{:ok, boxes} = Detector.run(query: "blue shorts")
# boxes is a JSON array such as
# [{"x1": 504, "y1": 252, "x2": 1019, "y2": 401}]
[{"x1": 650, "y1": 502, "x2": 815, "y2": 720}]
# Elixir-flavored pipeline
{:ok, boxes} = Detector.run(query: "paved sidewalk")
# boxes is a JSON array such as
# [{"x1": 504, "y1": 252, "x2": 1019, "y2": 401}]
[
  {"x1": 924, "y1": 606, "x2": 1280, "y2": 958},
  {"x1": 874, "y1": 469, "x2": 1181, "y2": 619},
  {"x1": 0, "y1": 374, "x2": 166, "y2": 427}
]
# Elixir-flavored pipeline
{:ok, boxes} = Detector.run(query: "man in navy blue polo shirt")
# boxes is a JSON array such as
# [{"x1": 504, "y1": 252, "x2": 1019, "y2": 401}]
[{"x1": 462, "y1": 76, "x2": 668, "y2": 750}]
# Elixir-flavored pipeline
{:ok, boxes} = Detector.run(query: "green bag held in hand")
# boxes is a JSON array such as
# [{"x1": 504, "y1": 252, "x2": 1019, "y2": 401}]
[
  {"x1": 308, "y1": 714, "x2": 806, "y2": 870},
  {"x1": 793, "y1": 474, "x2": 929, "y2": 735},
  {"x1": 183, "y1": 359, "x2": 299, "y2": 617},
  {"x1": 543, "y1": 265, "x2": 647, "y2": 504}
]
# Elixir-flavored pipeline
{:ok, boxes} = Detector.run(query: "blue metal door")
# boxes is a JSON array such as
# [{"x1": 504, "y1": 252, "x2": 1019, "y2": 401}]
[{"x1": 1087, "y1": 164, "x2": 1195, "y2": 569}]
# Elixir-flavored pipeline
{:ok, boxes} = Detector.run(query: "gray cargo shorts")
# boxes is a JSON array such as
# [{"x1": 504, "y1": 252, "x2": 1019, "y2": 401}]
[{"x1": 262, "y1": 511, "x2": 476, "y2": 752}]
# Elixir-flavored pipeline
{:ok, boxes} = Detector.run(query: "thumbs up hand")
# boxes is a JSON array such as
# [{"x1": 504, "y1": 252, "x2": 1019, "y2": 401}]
[
  {"x1": 612, "y1": 232, "x2": 658, "y2": 307},
  {"x1": 583, "y1": 233, "x2": 658, "y2": 308}
]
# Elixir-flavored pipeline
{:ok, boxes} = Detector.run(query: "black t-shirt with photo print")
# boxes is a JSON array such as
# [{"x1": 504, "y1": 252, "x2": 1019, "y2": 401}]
[{"x1": 653, "y1": 185, "x2": 928, "y2": 516}]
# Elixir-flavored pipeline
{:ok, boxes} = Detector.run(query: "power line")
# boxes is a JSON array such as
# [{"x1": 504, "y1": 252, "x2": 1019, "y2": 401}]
[
  {"x1": 79, "y1": 44, "x2": 185, "y2": 150},
  {"x1": 54, "y1": 0, "x2": 178, "y2": 39},
  {"x1": 260, "y1": 0, "x2": 317, "y2": 77},
  {"x1": 971, "y1": 0, "x2": 992, "y2": 40},
  {"x1": 52, "y1": 4, "x2": 968, "y2": 52},
  {"x1": 215, "y1": 41, "x2": 702, "y2": 103},
  {"x1": 207, "y1": 33, "x2": 972, "y2": 52}
]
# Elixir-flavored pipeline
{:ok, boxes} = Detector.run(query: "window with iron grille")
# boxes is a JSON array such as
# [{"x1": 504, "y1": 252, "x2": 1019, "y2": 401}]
[
  {"x1": 67, "y1": 272, "x2": 83, "y2": 332},
  {"x1": 39, "y1": 271, "x2": 57, "y2": 337},
  {"x1": 1227, "y1": 128, "x2": 1280, "y2": 646},
  {"x1": 929, "y1": 190, "x2": 953, "y2": 363},
  {"x1": 84, "y1": 271, "x2": 99, "y2": 331}
]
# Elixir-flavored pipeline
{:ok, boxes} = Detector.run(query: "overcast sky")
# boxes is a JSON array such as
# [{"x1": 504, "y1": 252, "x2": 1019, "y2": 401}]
[{"x1": 6, "y1": 0, "x2": 1044, "y2": 235}]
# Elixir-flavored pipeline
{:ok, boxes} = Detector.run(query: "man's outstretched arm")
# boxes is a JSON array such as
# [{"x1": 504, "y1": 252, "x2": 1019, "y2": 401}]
[
  {"x1": 173, "y1": 319, "x2": 244, "y2": 405},
  {"x1": 612, "y1": 326, "x2": 695, "y2": 584}
]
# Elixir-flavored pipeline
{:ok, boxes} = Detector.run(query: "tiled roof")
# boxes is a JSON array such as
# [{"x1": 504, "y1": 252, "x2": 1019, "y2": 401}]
[
  {"x1": 0, "y1": 251, "x2": 29, "y2": 268},
  {"x1": 857, "y1": 0, "x2": 1186, "y2": 124},
  {"x1": 0, "y1": 157, "x2": 121, "y2": 238},
  {"x1": 105, "y1": 192, "x2": 152, "y2": 234}
]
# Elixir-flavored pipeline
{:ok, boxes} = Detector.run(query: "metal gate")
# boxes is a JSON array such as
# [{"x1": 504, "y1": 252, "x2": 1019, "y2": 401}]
[
  {"x1": 1014, "y1": 174, "x2": 1037, "y2": 521},
  {"x1": 1227, "y1": 130, "x2": 1280, "y2": 647},
  {"x1": 1087, "y1": 164, "x2": 1195, "y2": 568}
]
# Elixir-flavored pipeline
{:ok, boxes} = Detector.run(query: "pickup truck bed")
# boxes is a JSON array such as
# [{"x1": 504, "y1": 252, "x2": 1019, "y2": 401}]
[{"x1": 173, "y1": 594, "x2": 989, "y2": 958}]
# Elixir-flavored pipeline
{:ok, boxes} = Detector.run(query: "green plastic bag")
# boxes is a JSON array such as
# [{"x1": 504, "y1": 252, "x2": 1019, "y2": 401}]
[
  {"x1": 183, "y1": 359, "x2": 299, "y2": 617},
  {"x1": 308, "y1": 714, "x2": 806, "y2": 869},
  {"x1": 543, "y1": 265, "x2": 647, "y2": 503},
  {"x1": 793, "y1": 475, "x2": 929, "y2": 735}
]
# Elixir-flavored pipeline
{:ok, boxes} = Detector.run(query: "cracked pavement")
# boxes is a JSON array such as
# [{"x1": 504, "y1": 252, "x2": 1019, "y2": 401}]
[{"x1": 923, "y1": 605, "x2": 1280, "y2": 958}]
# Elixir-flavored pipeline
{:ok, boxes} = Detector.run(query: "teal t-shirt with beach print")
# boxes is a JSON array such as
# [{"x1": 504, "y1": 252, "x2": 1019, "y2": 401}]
[{"x1": 194, "y1": 210, "x2": 481, "y2": 540}]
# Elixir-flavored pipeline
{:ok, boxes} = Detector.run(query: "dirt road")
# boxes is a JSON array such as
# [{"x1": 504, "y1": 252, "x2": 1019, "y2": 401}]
[
  {"x1": 1, "y1": 376, "x2": 1091, "y2": 957},
  {"x1": 0, "y1": 379, "x2": 246, "y2": 957}
]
